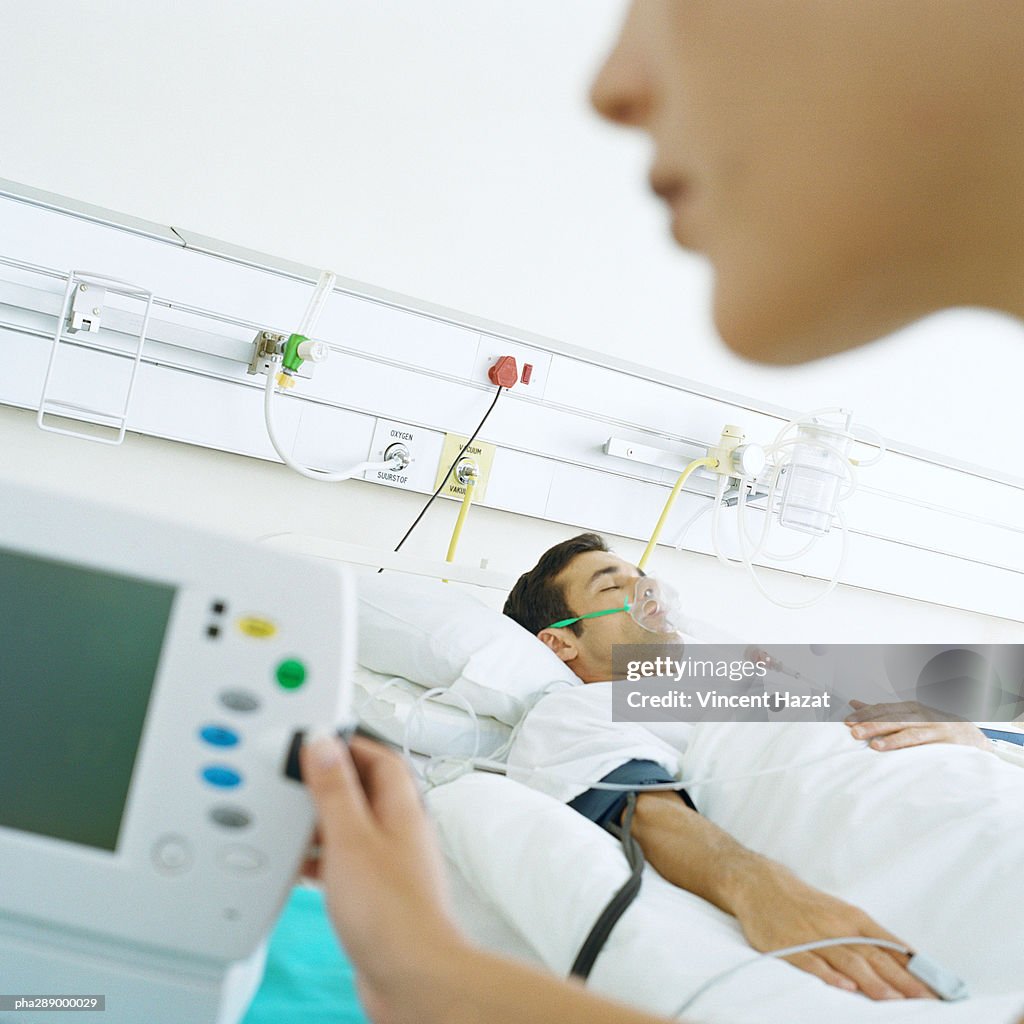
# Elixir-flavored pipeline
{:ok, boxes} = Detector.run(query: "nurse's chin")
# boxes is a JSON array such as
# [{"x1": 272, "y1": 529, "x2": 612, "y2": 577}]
[
  {"x1": 710, "y1": 287, "x2": 898, "y2": 367},
  {"x1": 709, "y1": 263, "x2": 934, "y2": 366}
]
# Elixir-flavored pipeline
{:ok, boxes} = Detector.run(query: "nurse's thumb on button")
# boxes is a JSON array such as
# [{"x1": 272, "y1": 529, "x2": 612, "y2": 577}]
[
  {"x1": 301, "y1": 732, "x2": 371, "y2": 837},
  {"x1": 345, "y1": 735, "x2": 429, "y2": 836}
]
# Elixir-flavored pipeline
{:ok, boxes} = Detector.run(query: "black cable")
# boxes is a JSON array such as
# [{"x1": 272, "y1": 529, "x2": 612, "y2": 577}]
[
  {"x1": 570, "y1": 793, "x2": 645, "y2": 981},
  {"x1": 381, "y1": 383, "x2": 504, "y2": 568}
]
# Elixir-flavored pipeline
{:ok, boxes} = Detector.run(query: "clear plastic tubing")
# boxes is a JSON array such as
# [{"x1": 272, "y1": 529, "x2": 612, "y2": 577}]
[{"x1": 296, "y1": 270, "x2": 337, "y2": 339}]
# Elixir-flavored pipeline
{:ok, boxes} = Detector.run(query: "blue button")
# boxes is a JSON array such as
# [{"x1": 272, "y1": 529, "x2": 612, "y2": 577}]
[
  {"x1": 200, "y1": 725, "x2": 240, "y2": 748},
  {"x1": 202, "y1": 766, "x2": 243, "y2": 789}
]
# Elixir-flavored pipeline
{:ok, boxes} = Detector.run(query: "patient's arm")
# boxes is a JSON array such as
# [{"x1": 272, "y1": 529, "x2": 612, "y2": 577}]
[
  {"x1": 630, "y1": 791, "x2": 935, "y2": 1002},
  {"x1": 844, "y1": 700, "x2": 992, "y2": 752},
  {"x1": 301, "y1": 735, "x2": 688, "y2": 1024}
]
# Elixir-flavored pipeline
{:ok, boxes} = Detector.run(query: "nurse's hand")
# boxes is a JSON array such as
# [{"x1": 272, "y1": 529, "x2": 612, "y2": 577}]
[
  {"x1": 299, "y1": 736, "x2": 677, "y2": 1024},
  {"x1": 299, "y1": 734, "x2": 467, "y2": 1022},
  {"x1": 844, "y1": 700, "x2": 991, "y2": 752}
]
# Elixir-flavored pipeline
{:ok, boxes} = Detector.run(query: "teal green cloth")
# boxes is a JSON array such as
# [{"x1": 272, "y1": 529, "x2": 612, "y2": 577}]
[{"x1": 243, "y1": 886, "x2": 369, "y2": 1024}]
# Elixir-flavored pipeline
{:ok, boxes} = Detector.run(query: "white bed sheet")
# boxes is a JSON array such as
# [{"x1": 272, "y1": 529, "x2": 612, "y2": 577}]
[{"x1": 426, "y1": 721, "x2": 1024, "y2": 1023}]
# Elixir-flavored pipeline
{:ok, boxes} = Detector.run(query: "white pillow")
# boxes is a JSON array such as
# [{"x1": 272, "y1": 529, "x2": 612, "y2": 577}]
[
  {"x1": 356, "y1": 573, "x2": 580, "y2": 725},
  {"x1": 353, "y1": 665, "x2": 512, "y2": 758}
]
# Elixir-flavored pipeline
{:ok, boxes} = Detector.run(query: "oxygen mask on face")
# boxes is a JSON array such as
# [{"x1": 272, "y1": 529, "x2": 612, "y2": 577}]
[
  {"x1": 628, "y1": 577, "x2": 684, "y2": 635},
  {"x1": 545, "y1": 575, "x2": 686, "y2": 636}
]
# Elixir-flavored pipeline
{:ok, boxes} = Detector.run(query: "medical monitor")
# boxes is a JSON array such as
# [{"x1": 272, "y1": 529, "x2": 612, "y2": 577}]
[
  {"x1": 1, "y1": 548, "x2": 173, "y2": 851},
  {"x1": 0, "y1": 481, "x2": 355, "y2": 1023}
]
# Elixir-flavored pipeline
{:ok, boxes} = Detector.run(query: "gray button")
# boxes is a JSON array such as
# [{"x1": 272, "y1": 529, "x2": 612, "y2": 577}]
[
  {"x1": 218, "y1": 844, "x2": 267, "y2": 873},
  {"x1": 220, "y1": 689, "x2": 261, "y2": 713},
  {"x1": 152, "y1": 835, "x2": 193, "y2": 874},
  {"x1": 210, "y1": 806, "x2": 252, "y2": 829}
]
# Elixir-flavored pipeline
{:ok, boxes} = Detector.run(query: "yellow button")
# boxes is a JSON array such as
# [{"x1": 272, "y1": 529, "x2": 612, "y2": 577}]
[{"x1": 237, "y1": 616, "x2": 277, "y2": 639}]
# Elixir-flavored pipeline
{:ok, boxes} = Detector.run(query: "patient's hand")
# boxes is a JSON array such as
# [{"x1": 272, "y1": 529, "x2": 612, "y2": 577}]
[
  {"x1": 845, "y1": 700, "x2": 991, "y2": 752},
  {"x1": 631, "y1": 793, "x2": 936, "y2": 1002},
  {"x1": 730, "y1": 860, "x2": 936, "y2": 1001}
]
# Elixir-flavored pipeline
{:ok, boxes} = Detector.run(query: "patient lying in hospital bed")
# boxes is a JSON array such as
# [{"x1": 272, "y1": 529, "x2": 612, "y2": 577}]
[
  {"x1": 429, "y1": 716, "x2": 1024, "y2": 1023},
  {"x1": 350, "y1": 545, "x2": 1024, "y2": 1023}
]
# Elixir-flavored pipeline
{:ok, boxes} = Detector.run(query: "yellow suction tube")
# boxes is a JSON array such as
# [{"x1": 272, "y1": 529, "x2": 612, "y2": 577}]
[
  {"x1": 638, "y1": 456, "x2": 719, "y2": 571},
  {"x1": 445, "y1": 474, "x2": 476, "y2": 564}
]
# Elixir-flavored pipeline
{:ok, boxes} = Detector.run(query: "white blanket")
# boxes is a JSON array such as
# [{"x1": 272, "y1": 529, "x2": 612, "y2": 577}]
[{"x1": 427, "y1": 718, "x2": 1024, "y2": 1023}]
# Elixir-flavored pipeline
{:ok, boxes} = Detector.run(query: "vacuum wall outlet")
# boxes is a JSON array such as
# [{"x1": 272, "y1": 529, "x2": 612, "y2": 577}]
[{"x1": 434, "y1": 433, "x2": 496, "y2": 502}]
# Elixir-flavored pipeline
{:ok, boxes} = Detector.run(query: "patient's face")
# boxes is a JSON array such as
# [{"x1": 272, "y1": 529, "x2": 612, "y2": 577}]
[
  {"x1": 590, "y1": 1, "x2": 1021, "y2": 364},
  {"x1": 552, "y1": 550, "x2": 663, "y2": 683}
]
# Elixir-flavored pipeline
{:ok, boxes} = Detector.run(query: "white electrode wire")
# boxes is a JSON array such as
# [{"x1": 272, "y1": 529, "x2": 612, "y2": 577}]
[
  {"x1": 354, "y1": 676, "x2": 413, "y2": 719},
  {"x1": 490, "y1": 682, "x2": 582, "y2": 769},
  {"x1": 433, "y1": 739, "x2": 868, "y2": 794},
  {"x1": 403, "y1": 687, "x2": 482, "y2": 773},
  {"x1": 418, "y1": 679, "x2": 580, "y2": 790},
  {"x1": 673, "y1": 937, "x2": 912, "y2": 1018},
  {"x1": 263, "y1": 367, "x2": 400, "y2": 482}
]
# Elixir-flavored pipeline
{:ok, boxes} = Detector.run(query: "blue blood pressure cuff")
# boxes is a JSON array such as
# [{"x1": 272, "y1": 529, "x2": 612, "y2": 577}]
[
  {"x1": 981, "y1": 727, "x2": 1024, "y2": 746},
  {"x1": 568, "y1": 759, "x2": 696, "y2": 828}
]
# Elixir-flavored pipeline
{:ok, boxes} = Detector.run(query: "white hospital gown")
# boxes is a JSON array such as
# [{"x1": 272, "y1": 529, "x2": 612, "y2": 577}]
[{"x1": 506, "y1": 680, "x2": 695, "y2": 804}]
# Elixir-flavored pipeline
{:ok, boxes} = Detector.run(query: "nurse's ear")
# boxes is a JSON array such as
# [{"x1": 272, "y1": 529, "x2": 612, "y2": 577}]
[{"x1": 537, "y1": 627, "x2": 580, "y2": 666}]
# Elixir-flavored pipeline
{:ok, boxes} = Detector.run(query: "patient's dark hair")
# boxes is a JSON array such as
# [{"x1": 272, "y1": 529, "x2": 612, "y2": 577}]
[{"x1": 503, "y1": 533, "x2": 609, "y2": 637}]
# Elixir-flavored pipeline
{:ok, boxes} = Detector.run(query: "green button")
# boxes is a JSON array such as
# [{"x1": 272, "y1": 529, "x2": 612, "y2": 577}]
[{"x1": 276, "y1": 659, "x2": 307, "y2": 690}]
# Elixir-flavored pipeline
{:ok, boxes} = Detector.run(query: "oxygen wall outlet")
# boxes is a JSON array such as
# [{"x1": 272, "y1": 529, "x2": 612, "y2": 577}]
[{"x1": 364, "y1": 419, "x2": 444, "y2": 491}]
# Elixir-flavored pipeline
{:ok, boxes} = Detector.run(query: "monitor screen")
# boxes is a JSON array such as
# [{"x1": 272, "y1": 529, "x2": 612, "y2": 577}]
[{"x1": 0, "y1": 547, "x2": 175, "y2": 851}]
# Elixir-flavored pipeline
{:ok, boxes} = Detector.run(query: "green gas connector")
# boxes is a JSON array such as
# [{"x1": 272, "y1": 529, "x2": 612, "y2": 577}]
[
  {"x1": 276, "y1": 333, "x2": 329, "y2": 388},
  {"x1": 281, "y1": 333, "x2": 307, "y2": 375}
]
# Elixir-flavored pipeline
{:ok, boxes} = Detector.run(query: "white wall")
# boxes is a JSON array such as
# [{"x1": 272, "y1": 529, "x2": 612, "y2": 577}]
[
  {"x1": 1, "y1": 1, "x2": 1022, "y2": 641},
  {"x1": 2, "y1": 404, "x2": 1020, "y2": 644}
]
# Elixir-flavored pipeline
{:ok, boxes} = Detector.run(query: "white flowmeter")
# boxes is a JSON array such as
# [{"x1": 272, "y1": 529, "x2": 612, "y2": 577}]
[{"x1": 0, "y1": 481, "x2": 356, "y2": 1024}]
